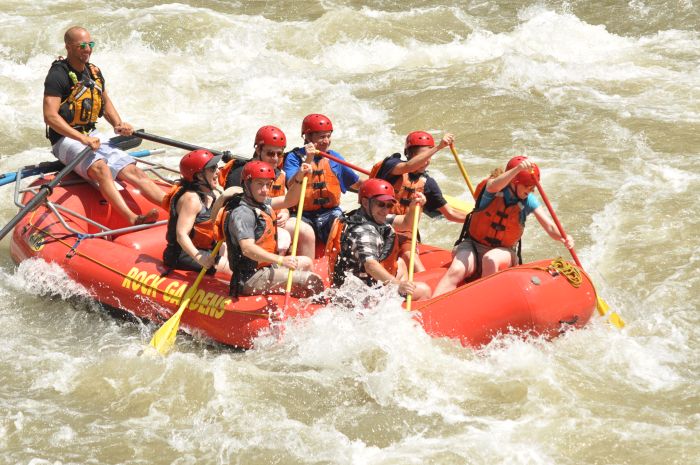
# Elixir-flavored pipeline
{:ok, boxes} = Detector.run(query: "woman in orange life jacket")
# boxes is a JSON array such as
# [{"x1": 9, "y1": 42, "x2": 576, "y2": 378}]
[
  {"x1": 283, "y1": 114, "x2": 362, "y2": 247},
  {"x1": 163, "y1": 149, "x2": 230, "y2": 274},
  {"x1": 432, "y1": 156, "x2": 575, "y2": 296},
  {"x1": 221, "y1": 161, "x2": 324, "y2": 297},
  {"x1": 373, "y1": 130, "x2": 464, "y2": 273},
  {"x1": 216, "y1": 125, "x2": 315, "y2": 257},
  {"x1": 328, "y1": 178, "x2": 432, "y2": 301}
]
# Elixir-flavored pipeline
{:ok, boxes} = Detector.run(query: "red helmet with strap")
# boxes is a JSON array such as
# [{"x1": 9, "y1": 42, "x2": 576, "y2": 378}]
[
  {"x1": 359, "y1": 178, "x2": 396, "y2": 203},
  {"x1": 180, "y1": 149, "x2": 221, "y2": 182},
  {"x1": 254, "y1": 125, "x2": 287, "y2": 148},
  {"x1": 242, "y1": 160, "x2": 276, "y2": 181},
  {"x1": 405, "y1": 131, "x2": 434, "y2": 149},
  {"x1": 301, "y1": 114, "x2": 333, "y2": 136},
  {"x1": 506, "y1": 156, "x2": 540, "y2": 187}
]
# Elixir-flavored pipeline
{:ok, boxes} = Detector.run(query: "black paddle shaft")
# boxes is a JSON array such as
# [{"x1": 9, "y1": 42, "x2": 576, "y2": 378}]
[
  {"x1": 0, "y1": 146, "x2": 92, "y2": 241},
  {"x1": 133, "y1": 130, "x2": 247, "y2": 163}
]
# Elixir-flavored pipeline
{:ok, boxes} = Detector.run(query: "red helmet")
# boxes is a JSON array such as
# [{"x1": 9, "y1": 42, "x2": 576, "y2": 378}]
[
  {"x1": 254, "y1": 125, "x2": 287, "y2": 148},
  {"x1": 405, "y1": 131, "x2": 434, "y2": 149},
  {"x1": 301, "y1": 114, "x2": 333, "y2": 136},
  {"x1": 180, "y1": 149, "x2": 221, "y2": 182},
  {"x1": 242, "y1": 160, "x2": 276, "y2": 182},
  {"x1": 359, "y1": 178, "x2": 396, "y2": 203},
  {"x1": 506, "y1": 156, "x2": 540, "y2": 187}
]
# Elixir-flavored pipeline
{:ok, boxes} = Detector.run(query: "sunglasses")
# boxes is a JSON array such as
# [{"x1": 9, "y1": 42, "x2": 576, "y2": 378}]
[
  {"x1": 263, "y1": 150, "x2": 284, "y2": 157},
  {"x1": 78, "y1": 41, "x2": 95, "y2": 49},
  {"x1": 373, "y1": 200, "x2": 395, "y2": 209}
]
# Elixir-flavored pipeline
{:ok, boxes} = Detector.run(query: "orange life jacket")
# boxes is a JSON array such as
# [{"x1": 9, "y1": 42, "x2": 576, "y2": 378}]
[
  {"x1": 302, "y1": 157, "x2": 342, "y2": 211},
  {"x1": 369, "y1": 154, "x2": 427, "y2": 215},
  {"x1": 466, "y1": 178, "x2": 525, "y2": 248},
  {"x1": 220, "y1": 195, "x2": 279, "y2": 295},
  {"x1": 326, "y1": 210, "x2": 399, "y2": 286},
  {"x1": 164, "y1": 184, "x2": 217, "y2": 250},
  {"x1": 219, "y1": 160, "x2": 287, "y2": 198}
]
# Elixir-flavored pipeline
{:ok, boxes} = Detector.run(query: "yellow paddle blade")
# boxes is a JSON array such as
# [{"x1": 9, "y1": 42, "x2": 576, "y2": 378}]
[
  {"x1": 444, "y1": 195, "x2": 473, "y2": 214},
  {"x1": 149, "y1": 306, "x2": 186, "y2": 355},
  {"x1": 148, "y1": 240, "x2": 224, "y2": 355},
  {"x1": 597, "y1": 296, "x2": 625, "y2": 329},
  {"x1": 596, "y1": 296, "x2": 609, "y2": 316}
]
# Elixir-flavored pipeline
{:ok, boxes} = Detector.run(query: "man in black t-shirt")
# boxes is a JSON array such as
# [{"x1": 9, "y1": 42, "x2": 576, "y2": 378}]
[
  {"x1": 43, "y1": 26, "x2": 164, "y2": 225},
  {"x1": 374, "y1": 131, "x2": 467, "y2": 272}
]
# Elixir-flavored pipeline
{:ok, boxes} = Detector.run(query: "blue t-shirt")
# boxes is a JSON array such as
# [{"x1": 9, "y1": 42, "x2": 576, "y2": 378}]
[
  {"x1": 478, "y1": 186, "x2": 540, "y2": 225},
  {"x1": 283, "y1": 147, "x2": 359, "y2": 193},
  {"x1": 377, "y1": 154, "x2": 447, "y2": 213}
]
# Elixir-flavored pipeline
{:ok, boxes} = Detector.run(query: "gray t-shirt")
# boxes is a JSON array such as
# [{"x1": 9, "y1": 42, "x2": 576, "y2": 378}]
[{"x1": 228, "y1": 198, "x2": 273, "y2": 243}]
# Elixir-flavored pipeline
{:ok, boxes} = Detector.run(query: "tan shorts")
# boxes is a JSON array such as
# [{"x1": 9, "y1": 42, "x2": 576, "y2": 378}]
[
  {"x1": 454, "y1": 238, "x2": 517, "y2": 269},
  {"x1": 240, "y1": 265, "x2": 322, "y2": 298}
]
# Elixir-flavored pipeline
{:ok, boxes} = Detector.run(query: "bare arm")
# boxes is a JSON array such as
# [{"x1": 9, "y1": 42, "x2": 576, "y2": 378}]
[
  {"x1": 437, "y1": 203, "x2": 467, "y2": 223},
  {"x1": 532, "y1": 206, "x2": 575, "y2": 249},
  {"x1": 101, "y1": 88, "x2": 133, "y2": 135},
  {"x1": 175, "y1": 193, "x2": 214, "y2": 266},
  {"x1": 43, "y1": 94, "x2": 97, "y2": 146},
  {"x1": 389, "y1": 133, "x2": 454, "y2": 176},
  {"x1": 486, "y1": 157, "x2": 536, "y2": 193},
  {"x1": 210, "y1": 186, "x2": 242, "y2": 223}
]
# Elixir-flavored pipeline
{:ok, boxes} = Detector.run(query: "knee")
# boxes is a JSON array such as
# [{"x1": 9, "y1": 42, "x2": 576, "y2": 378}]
[{"x1": 86, "y1": 160, "x2": 110, "y2": 181}]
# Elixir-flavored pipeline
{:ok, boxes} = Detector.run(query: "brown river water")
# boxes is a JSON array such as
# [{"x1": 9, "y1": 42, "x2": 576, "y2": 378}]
[{"x1": 0, "y1": 1, "x2": 698, "y2": 464}]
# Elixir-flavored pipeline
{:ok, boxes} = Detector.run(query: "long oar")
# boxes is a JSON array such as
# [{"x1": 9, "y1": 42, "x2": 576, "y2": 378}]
[
  {"x1": 149, "y1": 240, "x2": 224, "y2": 355},
  {"x1": 405, "y1": 204, "x2": 421, "y2": 311},
  {"x1": 534, "y1": 180, "x2": 625, "y2": 328},
  {"x1": 283, "y1": 176, "x2": 309, "y2": 310},
  {"x1": 0, "y1": 146, "x2": 92, "y2": 241},
  {"x1": 449, "y1": 144, "x2": 475, "y2": 199},
  {"x1": 131, "y1": 130, "x2": 248, "y2": 163}
]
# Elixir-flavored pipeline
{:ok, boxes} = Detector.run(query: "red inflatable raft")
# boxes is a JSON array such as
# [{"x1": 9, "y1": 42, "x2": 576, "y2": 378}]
[{"x1": 8, "y1": 165, "x2": 596, "y2": 349}]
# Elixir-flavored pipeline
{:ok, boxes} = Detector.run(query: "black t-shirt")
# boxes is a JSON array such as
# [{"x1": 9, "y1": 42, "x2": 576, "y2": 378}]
[
  {"x1": 376, "y1": 154, "x2": 447, "y2": 213},
  {"x1": 43, "y1": 60, "x2": 105, "y2": 145}
]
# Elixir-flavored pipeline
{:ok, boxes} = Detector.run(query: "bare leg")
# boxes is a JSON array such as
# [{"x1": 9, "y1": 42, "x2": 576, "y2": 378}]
[
  {"x1": 284, "y1": 217, "x2": 316, "y2": 259},
  {"x1": 411, "y1": 282, "x2": 432, "y2": 301},
  {"x1": 400, "y1": 249, "x2": 426, "y2": 273},
  {"x1": 117, "y1": 164, "x2": 165, "y2": 206},
  {"x1": 87, "y1": 160, "x2": 139, "y2": 224},
  {"x1": 433, "y1": 246, "x2": 476, "y2": 297},
  {"x1": 481, "y1": 248, "x2": 513, "y2": 277}
]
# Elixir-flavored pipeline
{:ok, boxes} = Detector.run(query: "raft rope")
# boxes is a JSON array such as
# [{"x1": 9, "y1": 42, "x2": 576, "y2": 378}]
[
  {"x1": 24, "y1": 219, "x2": 269, "y2": 318},
  {"x1": 535, "y1": 257, "x2": 583, "y2": 288}
]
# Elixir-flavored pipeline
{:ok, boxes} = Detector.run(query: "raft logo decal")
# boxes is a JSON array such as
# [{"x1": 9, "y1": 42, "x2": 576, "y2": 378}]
[
  {"x1": 27, "y1": 231, "x2": 46, "y2": 251},
  {"x1": 121, "y1": 267, "x2": 231, "y2": 319}
]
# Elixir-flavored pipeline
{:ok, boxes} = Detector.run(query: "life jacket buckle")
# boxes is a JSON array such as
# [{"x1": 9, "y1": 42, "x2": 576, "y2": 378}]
[
  {"x1": 314, "y1": 197, "x2": 330, "y2": 206},
  {"x1": 312, "y1": 181, "x2": 327, "y2": 189}
]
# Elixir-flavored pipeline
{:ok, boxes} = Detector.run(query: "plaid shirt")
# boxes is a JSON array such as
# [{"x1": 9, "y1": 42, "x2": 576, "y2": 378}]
[{"x1": 337, "y1": 209, "x2": 396, "y2": 285}]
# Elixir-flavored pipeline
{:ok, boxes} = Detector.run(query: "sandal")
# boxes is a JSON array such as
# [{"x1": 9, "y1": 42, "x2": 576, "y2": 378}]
[{"x1": 134, "y1": 208, "x2": 159, "y2": 225}]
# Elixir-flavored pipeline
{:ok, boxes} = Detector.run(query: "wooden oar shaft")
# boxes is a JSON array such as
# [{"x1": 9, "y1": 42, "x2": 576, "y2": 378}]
[
  {"x1": 318, "y1": 151, "x2": 370, "y2": 176},
  {"x1": 284, "y1": 176, "x2": 309, "y2": 309},
  {"x1": 449, "y1": 144, "x2": 475, "y2": 198},
  {"x1": 534, "y1": 180, "x2": 582, "y2": 268},
  {"x1": 405, "y1": 205, "x2": 421, "y2": 311}
]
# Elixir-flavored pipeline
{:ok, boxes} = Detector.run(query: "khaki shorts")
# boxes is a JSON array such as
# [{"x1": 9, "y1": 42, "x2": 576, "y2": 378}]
[
  {"x1": 454, "y1": 238, "x2": 517, "y2": 270},
  {"x1": 240, "y1": 265, "x2": 322, "y2": 298}
]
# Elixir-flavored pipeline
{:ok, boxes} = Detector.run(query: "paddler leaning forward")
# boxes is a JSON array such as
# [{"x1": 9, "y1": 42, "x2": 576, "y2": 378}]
[
  {"x1": 326, "y1": 178, "x2": 432, "y2": 301},
  {"x1": 216, "y1": 160, "x2": 324, "y2": 298}
]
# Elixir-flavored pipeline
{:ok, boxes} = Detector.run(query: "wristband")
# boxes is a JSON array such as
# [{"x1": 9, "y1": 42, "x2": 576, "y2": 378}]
[{"x1": 277, "y1": 256, "x2": 284, "y2": 266}]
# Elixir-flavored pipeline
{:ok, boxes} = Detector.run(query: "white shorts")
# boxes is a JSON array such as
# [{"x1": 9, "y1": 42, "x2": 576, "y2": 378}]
[{"x1": 52, "y1": 130, "x2": 135, "y2": 181}]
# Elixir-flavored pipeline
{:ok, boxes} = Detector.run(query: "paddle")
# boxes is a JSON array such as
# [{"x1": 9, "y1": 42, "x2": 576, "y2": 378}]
[
  {"x1": 149, "y1": 240, "x2": 224, "y2": 355},
  {"x1": 283, "y1": 176, "x2": 309, "y2": 310},
  {"x1": 449, "y1": 144, "x2": 475, "y2": 199},
  {"x1": 0, "y1": 132, "x2": 140, "y2": 241},
  {"x1": 405, "y1": 204, "x2": 421, "y2": 311},
  {"x1": 534, "y1": 179, "x2": 625, "y2": 328},
  {"x1": 131, "y1": 130, "x2": 248, "y2": 163}
]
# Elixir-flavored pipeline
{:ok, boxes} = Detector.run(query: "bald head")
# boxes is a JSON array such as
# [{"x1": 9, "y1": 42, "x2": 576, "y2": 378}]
[{"x1": 64, "y1": 26, "x2": 88, "y2": 45}]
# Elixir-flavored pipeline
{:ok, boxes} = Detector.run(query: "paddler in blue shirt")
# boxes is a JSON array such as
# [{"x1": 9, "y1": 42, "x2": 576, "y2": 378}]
[
  {"x1": 433, "y1": 156, "x2": 574, "y2": 296},
  {"x1": 283, "y1": 114, "x2": 362, "y2": 246}
]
